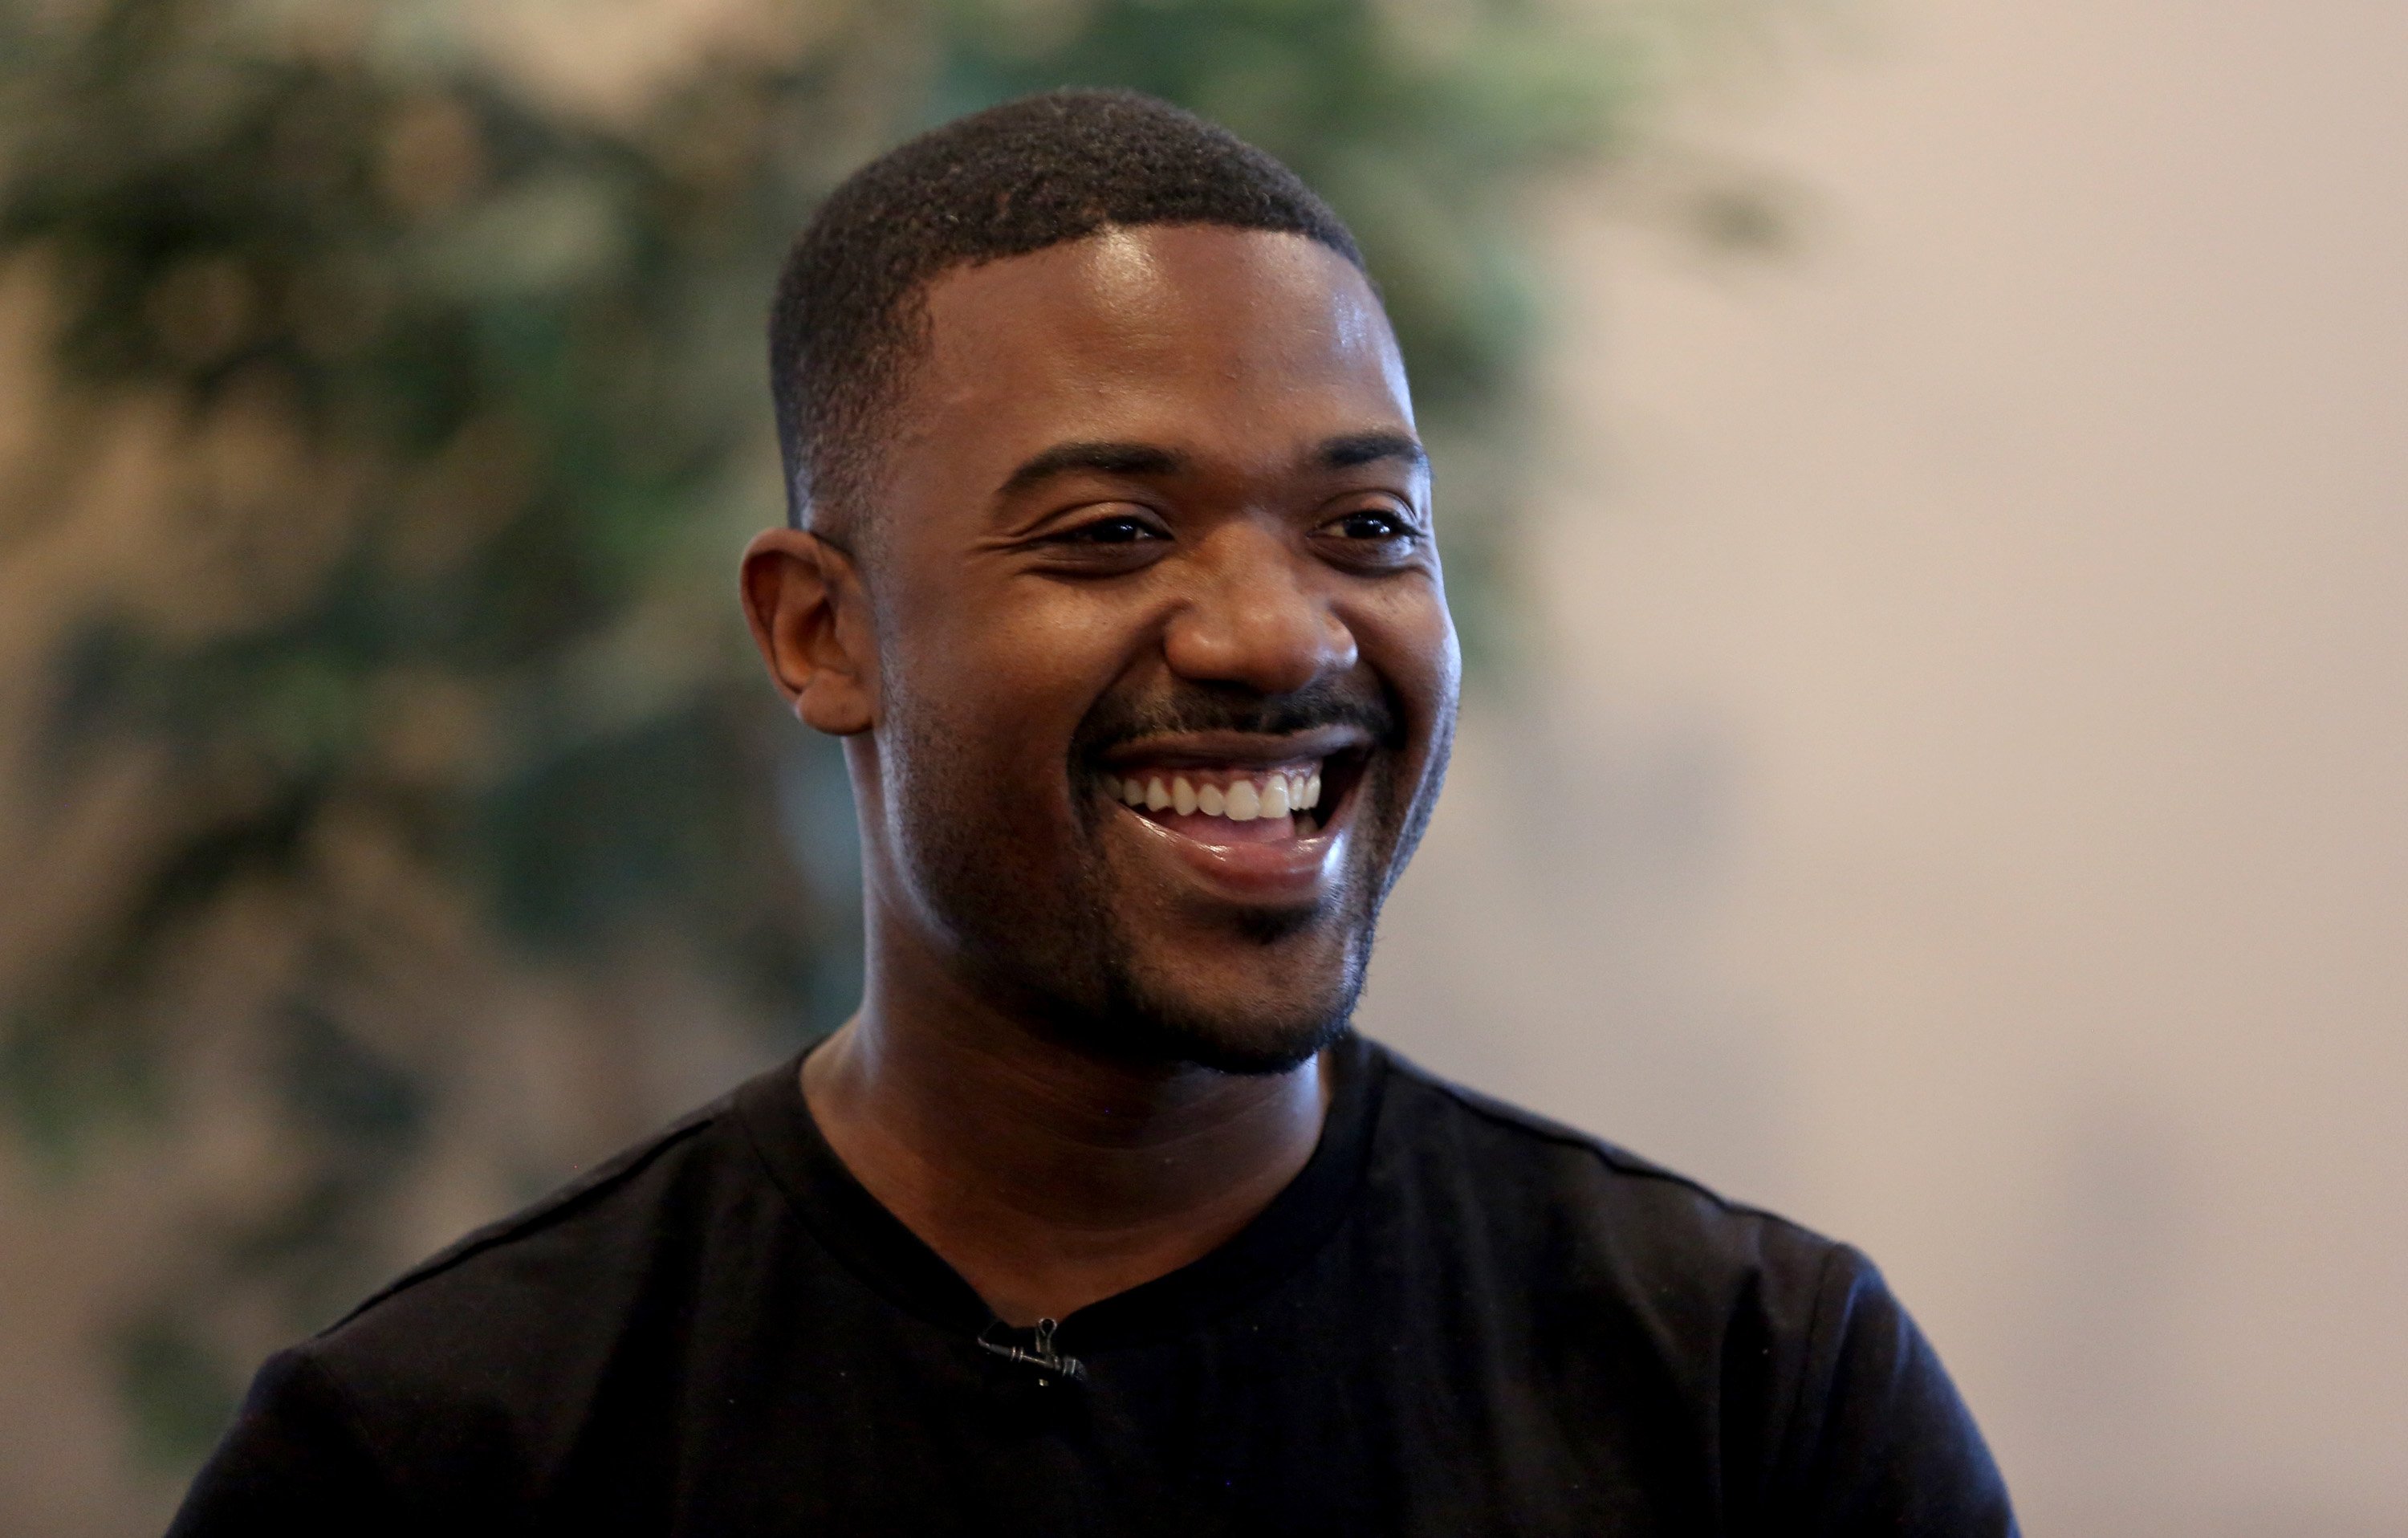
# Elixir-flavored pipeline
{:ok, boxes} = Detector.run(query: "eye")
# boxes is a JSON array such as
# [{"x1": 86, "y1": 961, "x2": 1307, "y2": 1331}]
[
  {"x1": 1330, "y1": 508, "x2": 1417, "y2": 541},
  {"x1": 1050, "y1": 511, "x2": 1167, "y2": 545},
  {"x1": 1314, "y1": 503, "x2": 1427, "y2": 568},
  {"x1": 1022, "y1": 507, "x2": 1174, "y2": 575}
]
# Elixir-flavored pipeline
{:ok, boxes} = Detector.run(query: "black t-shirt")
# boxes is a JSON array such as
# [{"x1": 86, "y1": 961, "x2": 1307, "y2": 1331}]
[{"x1": 171, "y1": 1034, "x2": 2016, "y2": 1536}]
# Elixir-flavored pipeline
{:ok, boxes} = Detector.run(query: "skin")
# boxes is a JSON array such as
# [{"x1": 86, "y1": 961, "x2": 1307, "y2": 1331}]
[{"x1": 740, "y1": 224, "x2": 1459, "y2": 1325}]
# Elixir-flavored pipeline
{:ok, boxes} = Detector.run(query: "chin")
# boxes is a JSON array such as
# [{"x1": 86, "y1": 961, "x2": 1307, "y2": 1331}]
[
  {"x1": 1080, "y1": 930, "x2": 1373, "y2": 1075},
  {"x1": 1092, "y1": 1005, "x2": 1353, "y2": 1076}
]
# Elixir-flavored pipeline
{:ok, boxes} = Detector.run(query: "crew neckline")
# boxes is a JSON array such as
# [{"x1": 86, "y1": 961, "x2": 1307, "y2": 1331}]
[{"x1": 735, "y1": 1030, "x2": 1389, "y2": 1354}]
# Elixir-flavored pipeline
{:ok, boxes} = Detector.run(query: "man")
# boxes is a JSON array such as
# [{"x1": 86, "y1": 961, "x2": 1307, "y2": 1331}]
[{"x1": 173, "y1": 89, "x2": 2015, "y2": 1535}]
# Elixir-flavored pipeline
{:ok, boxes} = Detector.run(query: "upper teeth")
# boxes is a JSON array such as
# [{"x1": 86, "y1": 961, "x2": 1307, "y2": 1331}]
[{"x1": 1110, "y1": 769, "x2": 1322, "y2": 822}]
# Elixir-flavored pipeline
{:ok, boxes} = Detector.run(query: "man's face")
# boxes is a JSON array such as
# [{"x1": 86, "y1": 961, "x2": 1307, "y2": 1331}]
[{"x1": 858, "y1": 225, "x2": 1458, "y2": 1072}]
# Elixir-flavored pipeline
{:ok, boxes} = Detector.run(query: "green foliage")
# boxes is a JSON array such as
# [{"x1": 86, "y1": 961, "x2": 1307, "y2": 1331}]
[
  {"x1": 116, "y1": 1308, "x2": 245, "y2": 1472},
  {"x1": 0, "y1": 0, "x2": 1711, "y2": 1477}
]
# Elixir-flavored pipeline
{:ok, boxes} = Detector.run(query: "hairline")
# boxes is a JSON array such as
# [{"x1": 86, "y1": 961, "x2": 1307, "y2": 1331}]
[{"x1": 787, "y1": 219, "x2": 1373, "y2": 546}]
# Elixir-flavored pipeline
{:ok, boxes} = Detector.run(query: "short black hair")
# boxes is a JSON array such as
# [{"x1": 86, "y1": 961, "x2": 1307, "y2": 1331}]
[{"x1": 768, "y1": 88, "x2": 1365, "y2": 541}]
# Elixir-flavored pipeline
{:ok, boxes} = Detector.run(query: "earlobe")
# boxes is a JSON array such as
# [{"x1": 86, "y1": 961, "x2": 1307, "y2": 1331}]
[{"x1": 738, "y1": 528, "x2": 877, "y2": 736}]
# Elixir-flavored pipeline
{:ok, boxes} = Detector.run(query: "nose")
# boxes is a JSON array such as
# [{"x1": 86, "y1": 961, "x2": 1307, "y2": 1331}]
[{"x1": 1161, "y1": 523, "x2": 1358, "y2": 694}]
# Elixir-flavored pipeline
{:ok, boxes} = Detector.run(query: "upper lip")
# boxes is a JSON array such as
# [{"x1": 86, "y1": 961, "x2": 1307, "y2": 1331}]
[{"x1": 1095, "y1": 724, "x2": 1371, "y2": 770}]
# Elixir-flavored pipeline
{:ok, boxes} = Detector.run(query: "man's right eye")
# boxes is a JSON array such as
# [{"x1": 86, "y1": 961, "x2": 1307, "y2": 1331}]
[{"x1": 1056, "y1": 514, "x2": 1165, "y2": 544}]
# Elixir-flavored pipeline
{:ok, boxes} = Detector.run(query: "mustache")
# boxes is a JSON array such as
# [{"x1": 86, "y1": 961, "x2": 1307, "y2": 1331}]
[{"x1": 1072, "y1": 675, "x2": 1401, "y2": 759}]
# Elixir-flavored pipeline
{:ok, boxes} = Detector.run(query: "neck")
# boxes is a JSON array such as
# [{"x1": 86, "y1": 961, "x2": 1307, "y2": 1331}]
[{"x1": 803, "y1": 918, "x2": 1332, "y2": 1327}]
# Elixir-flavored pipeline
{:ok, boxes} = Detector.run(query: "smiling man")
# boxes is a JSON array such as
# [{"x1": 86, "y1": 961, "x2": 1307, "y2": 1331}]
[{"x1": 173, "y1": 91, "x2": 2015, "y2": 1536}]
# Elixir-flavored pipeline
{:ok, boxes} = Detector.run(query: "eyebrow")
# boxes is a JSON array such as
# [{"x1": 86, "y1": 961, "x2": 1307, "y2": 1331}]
[
  {"x1": 994, "y1": 430, "x2": 1429, "y2": 500},
  {"x1": 1316, "y1": 431, "x2": 1428, "y2": 474},
  {"x1": 997, "y1": 441, "x2": 1184, "y2": 498}
]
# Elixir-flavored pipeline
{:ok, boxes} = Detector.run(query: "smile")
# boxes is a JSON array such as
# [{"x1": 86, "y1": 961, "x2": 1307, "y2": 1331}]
[
  {"x1": 1091, "y1": 728, "x2": 1370, "y2": 900},
  {"x1": 1105, "y1": 763, "x2": 1325, "y2": 845}
]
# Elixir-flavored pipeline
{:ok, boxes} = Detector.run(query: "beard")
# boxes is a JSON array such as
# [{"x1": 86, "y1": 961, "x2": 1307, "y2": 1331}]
[
  {"x1": 1080, "y1": 897, "x2": 1373, "y2": 1074},
  {"x1": 881, "y1": 673, "x2": 1445, "y2": 1075}
]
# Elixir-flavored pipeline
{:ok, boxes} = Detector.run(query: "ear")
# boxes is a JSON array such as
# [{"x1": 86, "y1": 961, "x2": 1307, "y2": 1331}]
[{"x1": 739, "y1": 527, "x2": 876, "y2": 736}]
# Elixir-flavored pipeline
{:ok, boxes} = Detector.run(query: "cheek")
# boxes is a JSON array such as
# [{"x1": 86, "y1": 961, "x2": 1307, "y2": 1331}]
[
  {"x1": 1357, "y1": 587, "x2": 1461, "y2": 744},
  {"x1": 885, "y1": 590, "x2": 1132, "y2": 807}
]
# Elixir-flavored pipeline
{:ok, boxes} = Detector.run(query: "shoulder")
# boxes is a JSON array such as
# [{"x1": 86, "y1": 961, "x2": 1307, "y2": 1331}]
[
  {"x1": 1359, "y1": 1041, "x2": 2016, "y2": 1530},
  {"x1": 326, "y1": 1078, "x2": 750, "y2": 1344},
  {"x1": 274, "y1": 1060, "x2": 800, "y2": 1477},
  {"x1": 1365, "y1": 1040, "x2": 1844, "y2": 1294},
  {"x1": 1358, "y1": 1039, "x2": 1886, "y2": 1394}
]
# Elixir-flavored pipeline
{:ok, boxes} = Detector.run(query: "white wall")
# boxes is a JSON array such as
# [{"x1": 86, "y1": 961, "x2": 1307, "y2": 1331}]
[{"x1": 1359, "y1": 2, "x2": 2408, "y2": 1531}]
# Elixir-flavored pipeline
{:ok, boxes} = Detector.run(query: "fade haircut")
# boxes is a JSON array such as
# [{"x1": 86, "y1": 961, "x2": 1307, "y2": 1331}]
[{"x1": 768, "y1": 88, "x2": 1365, "y2": 545}]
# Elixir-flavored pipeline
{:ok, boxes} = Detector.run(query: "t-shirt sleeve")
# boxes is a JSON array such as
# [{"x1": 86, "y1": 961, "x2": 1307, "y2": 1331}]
[
  {"x1": 1773, "y1": 1244, "x2": 2020, "y2": 1537},
  {"x1": 166, "y1": 1346, "x2": 411, "y2": 1538}
]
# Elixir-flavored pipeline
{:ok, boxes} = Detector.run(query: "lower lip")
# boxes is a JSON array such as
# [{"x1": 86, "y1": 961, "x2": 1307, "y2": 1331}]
[{"x1": 1112, "y1": 799, "x2": 1348, "y2": 902}]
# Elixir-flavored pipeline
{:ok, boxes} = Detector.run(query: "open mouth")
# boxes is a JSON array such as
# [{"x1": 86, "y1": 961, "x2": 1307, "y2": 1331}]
[{"x1": 1099, "y1": 747, "x2": 1367, "y2": 847}]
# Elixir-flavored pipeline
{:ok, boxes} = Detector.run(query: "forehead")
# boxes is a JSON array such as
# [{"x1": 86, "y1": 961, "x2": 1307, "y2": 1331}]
[{"x1": 895, "y1": 226, "x2": 1413, "y2": 489}]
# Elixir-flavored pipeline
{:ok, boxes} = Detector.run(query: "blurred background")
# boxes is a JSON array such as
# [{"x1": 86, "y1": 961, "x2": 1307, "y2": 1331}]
[{"x1": 0, "y1": 0, "x2": 2401, "y2": 1532}]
